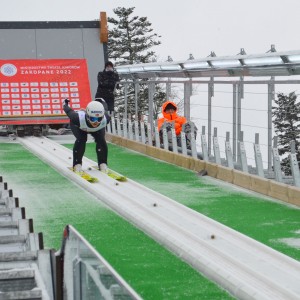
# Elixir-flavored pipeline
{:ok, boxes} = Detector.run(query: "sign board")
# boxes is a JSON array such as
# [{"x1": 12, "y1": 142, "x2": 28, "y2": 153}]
[{"x1": 0, "y1": 59, "x2": 91, "y2": 125}]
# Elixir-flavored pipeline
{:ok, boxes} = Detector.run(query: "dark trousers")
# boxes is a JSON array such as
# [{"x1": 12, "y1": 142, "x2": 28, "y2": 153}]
[{"x1": 70, "y1": 124, "x2": 108, "y2": 167}]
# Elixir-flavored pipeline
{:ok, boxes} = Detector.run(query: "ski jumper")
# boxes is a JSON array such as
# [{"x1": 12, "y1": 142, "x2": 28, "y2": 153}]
[{"x1": 64, "y1": 106, "x2": 108, "y2": 167}]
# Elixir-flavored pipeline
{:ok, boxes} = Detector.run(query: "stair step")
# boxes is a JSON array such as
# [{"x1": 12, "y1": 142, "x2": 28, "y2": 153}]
[
  {"x1": 0, "y1": 251, "x2": 37, "y2": 262},
  {"x1": 0, "y1": 268, "x2": 35, "y2": 280},
  {"x1": 0, "y1": 235, "x2": 26, "y2": 244},
  {"x1": 0, "y1": 289, "x2": 42, "y2": 300},
  {"x1": 0, "y1": 221, "x2": 18, "y2": 228}
]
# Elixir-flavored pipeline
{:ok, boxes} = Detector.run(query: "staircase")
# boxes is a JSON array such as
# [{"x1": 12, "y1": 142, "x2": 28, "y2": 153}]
[{"x1": 0, "y1": 176, "x2": 54, "y2": 300}]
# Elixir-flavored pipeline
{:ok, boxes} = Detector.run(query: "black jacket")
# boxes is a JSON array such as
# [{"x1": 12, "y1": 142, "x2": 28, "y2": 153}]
[{"x1": 95, "y1": 70, "x2": 119, "y2": 110}]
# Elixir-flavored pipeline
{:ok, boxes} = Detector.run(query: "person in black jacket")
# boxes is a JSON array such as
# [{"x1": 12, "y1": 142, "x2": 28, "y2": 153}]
[{"x1": 95, "y1": 61, "x2": 120, "y2": 114}]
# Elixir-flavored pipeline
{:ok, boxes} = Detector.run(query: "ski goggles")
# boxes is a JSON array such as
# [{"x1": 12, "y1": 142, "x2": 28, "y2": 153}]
[{"x1": 89, "y1": 116, "x2": 102, "y2": 123}]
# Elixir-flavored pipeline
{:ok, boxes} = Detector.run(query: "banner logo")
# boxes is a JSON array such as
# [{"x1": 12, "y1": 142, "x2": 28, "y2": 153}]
[{"x1": 0, "y1": 63, "x2": 17, "y2": 76}]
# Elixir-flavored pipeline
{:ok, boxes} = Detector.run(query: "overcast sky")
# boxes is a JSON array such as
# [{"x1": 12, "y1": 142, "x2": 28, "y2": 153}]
[{"x1": 1, "y1": 0, "x2": 300, "y2": 62}]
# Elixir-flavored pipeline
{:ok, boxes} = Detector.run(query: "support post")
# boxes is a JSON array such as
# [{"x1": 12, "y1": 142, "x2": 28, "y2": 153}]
[
  {"x1": 289, "y1": 140, "x2": 300, "y2": 187},
  {"x1": 148, "y1": 82, "x2": 155, "y2": 132},
  {"x1": 154, "y1": 127, "x2": 160, "y2": 148},
  {"x1": 140, "y1": 121, "x2": 146, "y2": 144},
  {"x1": 134, "y1": 120, "x2": 139, "y2": 142},
  {"x1": 207, "y1": 77, "x2": 214, "y2": 156},
  {"x1": 238, "y1": 131, "x2": 248, "y2": 173},
  {"x1": 268, "y1": 78, "x2": 275, "y2": 172},
  {"x1": 237, "y1": 78, "x2": 243, "y2": 162},
  {"x1": 184, "y1": 81, "x2": 191, "y2": 121},
  {"x1": 225, "y1": 132, "x2": 234, "y2": 169},
  {"x1": 124, "y1": 83, "x2": 128, "y2": 119},
  {"x1": 254, "y1": 133, "x2": 265, "y2": 178},
  {"x1": 162, "y1": 128, "x2": 169, "y2": 150},
  {"x1": 128, "y1": 117, "x2": 133, "y2": 140},
  {"x1": 134, "y1": 81, "x2": 139, "y2": 120},
  {"x1": 272, "y1": 136, "x2": 283, "y2": 183},
  {"x1": 180, "y1": 132, "x2": 187, "y2": 156},
  {"x1": 166, "y1": 80, "x2": 171, "y2": 100},
  {"x1": 201, "y1": 126, "x2": 209, "y2": 161},
  {"x1": 171, "y1": 128, "x2": 178, "y2": 154},
  {"x1": 116, "y1": 113, "x2": 122, "y2": 136},
  {"x1": 232, "y1": 83, "x2": 237, "y2": 161},
  {"x1": 213, "y1": 127, "x2": 221, "y2": 165}
]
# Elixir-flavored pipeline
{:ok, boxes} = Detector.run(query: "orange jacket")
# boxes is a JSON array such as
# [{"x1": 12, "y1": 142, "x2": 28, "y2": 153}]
[{"x1": 157, "y1": 101, "x2": 187, "y2": 136}]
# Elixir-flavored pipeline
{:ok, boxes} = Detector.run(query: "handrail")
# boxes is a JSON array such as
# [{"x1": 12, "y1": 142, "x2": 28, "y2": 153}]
[{"x1": 57, "y1": 224, "x2": 142, "y2": 300}]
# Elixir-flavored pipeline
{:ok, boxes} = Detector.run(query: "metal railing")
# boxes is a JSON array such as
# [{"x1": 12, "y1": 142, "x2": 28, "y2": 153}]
[
  {"x1": 58, "y1": 225, "x2": 142, "y2": 300},
  {"x1": 107, "y1": 115, "x2": 300, "y2": 187}
]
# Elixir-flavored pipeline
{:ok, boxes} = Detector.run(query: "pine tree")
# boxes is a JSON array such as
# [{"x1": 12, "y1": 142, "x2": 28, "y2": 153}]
[
  {"x1": 107, "y1": 7, "x2": 166, "y2": 119},
  {"x1": 272, "y1": 92, "x2": 300, "y2": 175}
]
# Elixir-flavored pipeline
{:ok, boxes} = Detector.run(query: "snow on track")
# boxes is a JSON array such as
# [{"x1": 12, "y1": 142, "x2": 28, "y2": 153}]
[{"x1": 19, "y1": 136, "x2": 300, "y2": 300}]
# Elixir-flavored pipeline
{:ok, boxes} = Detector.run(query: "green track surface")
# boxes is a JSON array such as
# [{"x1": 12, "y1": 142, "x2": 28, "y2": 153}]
[
  {"x1": 0, "y1": 142, "x2": 233, "y2": 299},
  {"x1": 1, "y1": 141, "x2": 300, "y2": 299}
]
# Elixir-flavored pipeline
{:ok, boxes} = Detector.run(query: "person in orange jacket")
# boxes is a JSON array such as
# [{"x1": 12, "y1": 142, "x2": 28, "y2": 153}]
[
  {"x1": 157, "y1": 100, "x2": 197, "y2": 149},
  {"x1": 158, "y1": 101, "x2": 187, "y2": 135}
]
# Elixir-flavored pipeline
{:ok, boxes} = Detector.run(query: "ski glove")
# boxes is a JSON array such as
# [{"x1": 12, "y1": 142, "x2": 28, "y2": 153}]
[{"x1": 62, "y1": 98, "x2": 70, "y2": 108}]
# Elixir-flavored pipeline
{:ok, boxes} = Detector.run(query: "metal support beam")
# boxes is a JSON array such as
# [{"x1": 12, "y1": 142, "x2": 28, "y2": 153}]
[
  {"x1": 166, "y1": 80, "x2": 171, "y2": 100},
  {"x1": 134, "y1": 81, "x2": 139, "y2": 120},
  {"x1": 148, "y1": 82, "x2": 155, "y2": 133},
  {"x1": 232, "y1": 83, "x2": 237, "y2": 162},
  {"x1": 207, "y1": 77, "x2": 214, "y2": 156},
  {"x1": 237, "y1": 78, "x2": 243, "y2": 162},
  {"x1": 268, "y1": 78, "x2": 275, "y2": 171},
  {"x1": 124, "y1": 83, "x2": 128, "y2": 119},
  {"x1": 184, "y1": 81, "x2": 191, "y2": 121}
]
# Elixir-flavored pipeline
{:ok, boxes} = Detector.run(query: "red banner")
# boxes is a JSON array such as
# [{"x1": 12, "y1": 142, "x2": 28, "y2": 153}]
[{"x1": 0, "y1": 59, "x2": 91, "y2": 125}]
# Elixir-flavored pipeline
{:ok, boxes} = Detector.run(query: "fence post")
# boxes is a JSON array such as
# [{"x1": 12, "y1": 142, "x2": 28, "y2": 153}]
[
  {"x1": 254, "y1": 133, "x2": 265, "y2": 177},
  {"x1": 272, "y1": 136, "x2": 283, "y2": 183},
  {"x1": 213, "y1": 127, "x2": 221, "y2": 165},
  {"x1": 225, "y1": 132, "x2": 234, "y2": 169},
  {"x1": 201, "y1": 126, "x2": 209, "y2": 161},
  {"x1": 238, "y1": 131, "x2": 248, "y2": 173},
  {"x1": 289, "y1": 140, "x2": 300, "y2": 187},
  {"x1": 171, "y1": 128, "x2": 178, "y2": 154}
]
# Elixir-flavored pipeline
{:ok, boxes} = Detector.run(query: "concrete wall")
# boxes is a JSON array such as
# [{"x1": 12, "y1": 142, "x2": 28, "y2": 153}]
[
  {"x1": 0, "y1": 21, "x2": 105, "y2": 98},
  {"x1": 106, "y1": 134, "x2": 300, "y2": 207}
]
